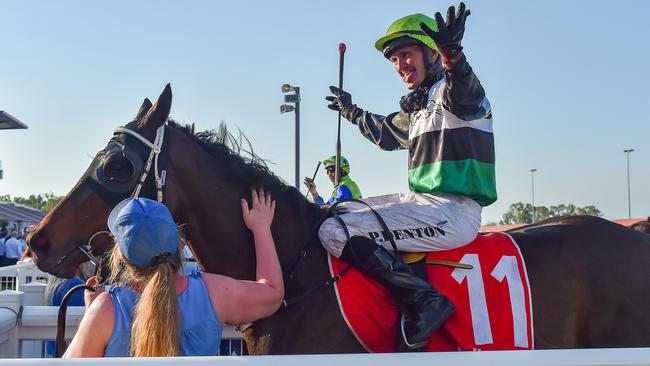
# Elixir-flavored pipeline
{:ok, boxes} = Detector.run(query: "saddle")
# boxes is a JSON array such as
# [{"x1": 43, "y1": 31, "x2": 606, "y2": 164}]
[{"x1": 329, "y1": 232, "x2": 534, "y2": 352}]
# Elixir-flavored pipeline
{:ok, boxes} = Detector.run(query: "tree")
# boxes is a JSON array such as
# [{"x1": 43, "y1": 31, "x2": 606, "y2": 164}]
[
  {"x1": 576, "y1": 205, "x2": 602, "y2": 217},
  {"x1": 548, "y1": 204, "x2": 577, "y2": 217},
  {"x1": 500, "y1": 202, "x2": 602, "y2": 225},
  {"x1": 0, "y1": 193, "x2": 64, "y2": 212},
  {"x1": 501, "y1": 202, "x2": 533, "y2": 225}
]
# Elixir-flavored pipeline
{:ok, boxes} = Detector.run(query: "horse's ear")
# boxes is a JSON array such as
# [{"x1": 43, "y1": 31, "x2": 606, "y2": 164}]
[
  {"x1": 134, "y1": 98, "x2": 152, "y2": 122},
  {"x1": 139, "y1": 83, "x2": 172, "y2": 129}
]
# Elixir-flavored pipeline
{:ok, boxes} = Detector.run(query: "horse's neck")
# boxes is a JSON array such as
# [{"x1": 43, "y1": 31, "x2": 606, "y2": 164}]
[
  {"x1": 271, "y1": 197, "x2": 329, "y2": 282},
  {"x1": 166, "y1": 126, "x2": 330, "y2": 286},
  {"x1": 182, "y1": 189, "x2": 327, "y2": 281}
]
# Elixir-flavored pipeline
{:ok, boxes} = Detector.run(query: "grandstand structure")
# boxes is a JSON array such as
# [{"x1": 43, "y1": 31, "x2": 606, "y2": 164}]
[{"x1": 0, "y1": 202, "x2": 45, "y2": 233}]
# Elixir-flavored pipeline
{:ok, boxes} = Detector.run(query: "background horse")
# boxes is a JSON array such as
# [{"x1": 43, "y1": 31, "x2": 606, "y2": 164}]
[
  {"x1": 29, "y1": 85, "x2": 650, "y2": 353},
  {"x1": 630, "y1": 218, "x2": 650, "y2": 235}
]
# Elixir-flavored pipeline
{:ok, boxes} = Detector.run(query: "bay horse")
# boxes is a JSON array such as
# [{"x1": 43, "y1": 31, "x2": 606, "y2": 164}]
[{"x1": 29, "y1": 85, "x2": 650, "y2": 353}]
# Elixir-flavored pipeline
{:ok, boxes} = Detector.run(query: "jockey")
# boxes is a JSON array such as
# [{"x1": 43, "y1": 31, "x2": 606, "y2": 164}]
[
  {"x1": 304, "y1": 155, "x2": 362, "y2": 206},
  {"x1": 319, "y1": 3, "x2": 495, "y2": 348}
]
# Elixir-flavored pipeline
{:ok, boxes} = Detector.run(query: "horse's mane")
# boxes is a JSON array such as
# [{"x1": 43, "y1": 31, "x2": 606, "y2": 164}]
[{"x1": 167, "y1": 119, "x2": 320, "y2": 213}]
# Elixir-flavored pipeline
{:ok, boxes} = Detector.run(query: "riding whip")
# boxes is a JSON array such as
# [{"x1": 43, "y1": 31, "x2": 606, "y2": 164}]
[
  {"x1": 305, "y1": 161, "x2": 322, "y2": 198},
  {"x1": 335, "y1": 42, "x2": 346, "y2": 186}
]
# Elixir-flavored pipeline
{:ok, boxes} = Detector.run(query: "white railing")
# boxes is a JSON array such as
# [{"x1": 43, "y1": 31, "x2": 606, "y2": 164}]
[
  {"x1": 0, "y1": 262, "x2": 49, "y2": 291},
  {"x1": 0, "y1": 269, "x2": 648, "y2": 365},
  {"x1": 0, "y1": 348, "x2": 649, "y2": 365},
  {"x1": 0, "y1": 283, "x2": 243, "y2": 358}
]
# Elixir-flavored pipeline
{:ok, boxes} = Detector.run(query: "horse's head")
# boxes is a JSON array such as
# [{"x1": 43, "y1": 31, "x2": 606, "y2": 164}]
[{"x1": 28, "y1": 85, "x2": 173, "y2": 277}]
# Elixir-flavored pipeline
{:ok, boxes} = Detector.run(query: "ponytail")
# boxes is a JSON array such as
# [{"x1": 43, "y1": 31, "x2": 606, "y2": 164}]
[
  {"x1": 130, "y1": 262, "x2": 180, "y2": 356},
  {"x1": 107, "y1": 243, "x2": 182, "y2": 357}
]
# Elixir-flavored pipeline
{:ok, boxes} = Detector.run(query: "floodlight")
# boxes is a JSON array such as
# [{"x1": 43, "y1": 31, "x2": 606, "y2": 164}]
[{"x1": 280, "y1": 104, "x2": 295, "y2": 114}]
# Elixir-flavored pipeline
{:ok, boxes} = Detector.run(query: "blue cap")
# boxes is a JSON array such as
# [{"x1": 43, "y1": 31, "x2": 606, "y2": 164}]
[{"x1": 107, "y1": 197, "x2": 179, "y2": 267}]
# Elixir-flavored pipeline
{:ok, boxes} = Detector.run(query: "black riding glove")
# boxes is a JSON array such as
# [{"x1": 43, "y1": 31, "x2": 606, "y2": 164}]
[
  {"x1": 326, "y1": 86, "x2": 358, "y2": 121},
  {"x1": 420, "y1": 2, "x2": 471, "y2": 64}
]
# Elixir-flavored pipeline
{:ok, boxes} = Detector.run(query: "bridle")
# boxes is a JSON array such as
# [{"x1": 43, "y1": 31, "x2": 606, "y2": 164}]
[
  {"x1": 53, "y1": 124, "x2": 168, "y2": 269},
  {"x1": 114, "y1": 125, "x2": 167, "y2": 202},
  {"x1": 54, "y1": 124, "x2": 168, "y2": 357}
]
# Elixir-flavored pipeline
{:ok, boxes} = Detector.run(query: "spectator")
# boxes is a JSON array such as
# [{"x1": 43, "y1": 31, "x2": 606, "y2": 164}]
[
  {"x1": 0, "y1": 232, "x2": 6, "y2": 266},
  {"x1": 18, "y1": 233, "x2": 27, "y2": 253},
  {"x1": 4, "y1": 231, "x2": 23, "y2": 265},
  {"x1": 64, "y1": 189, "x2": 282, "y2": 357}
]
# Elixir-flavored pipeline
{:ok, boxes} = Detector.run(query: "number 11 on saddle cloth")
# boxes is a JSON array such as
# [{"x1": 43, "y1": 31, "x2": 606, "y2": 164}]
[{"x1": 329, "y1": 232, "x2": 533, "y2": 352}]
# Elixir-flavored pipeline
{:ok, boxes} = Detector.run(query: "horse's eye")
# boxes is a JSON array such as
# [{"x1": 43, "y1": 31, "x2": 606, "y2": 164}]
[{"x1": 102, "y1": 154, "x2": 134, "y2": 182}]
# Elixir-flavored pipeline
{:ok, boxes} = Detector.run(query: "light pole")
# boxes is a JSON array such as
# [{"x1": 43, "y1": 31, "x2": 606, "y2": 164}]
[
  {"x1": 530, "y1": 169, "x2": 537, "y2": 222},
  {"x1": 624, "y1": 149, "x2": 635, "y2": 219},
  {"x1": 280, "y1": 84, "x2": 301, "y2": 189}
]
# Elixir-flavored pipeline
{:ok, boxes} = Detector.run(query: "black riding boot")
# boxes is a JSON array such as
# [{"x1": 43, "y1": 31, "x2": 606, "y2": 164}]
[{"x1": 340, "y1": 236, "x2": 455, "y2": 348}]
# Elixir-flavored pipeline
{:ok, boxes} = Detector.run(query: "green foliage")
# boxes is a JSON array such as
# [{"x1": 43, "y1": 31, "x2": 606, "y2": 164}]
[
  {"x1": 0, "y1": 193, "x2": 64, "y2": 212},
  {"x1": 501, "y1": 202, "x2": 532, "y2": 225},
  {"x1": 500, "y1": 202, "x2": 603, "y2": 225},
  {"x1": 575, "y1": 205, "x2": 602, "y2": 216}
]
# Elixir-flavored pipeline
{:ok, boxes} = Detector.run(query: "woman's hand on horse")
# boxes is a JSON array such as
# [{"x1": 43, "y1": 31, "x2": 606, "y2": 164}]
[{"x1": 241, "y1": 188, "x2": 276, "y2": 233}]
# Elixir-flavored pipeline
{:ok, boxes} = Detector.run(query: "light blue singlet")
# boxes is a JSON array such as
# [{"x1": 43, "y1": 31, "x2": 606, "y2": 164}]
[{"x1": 104, "y1": 272, "x2": 223, "y2": 357}]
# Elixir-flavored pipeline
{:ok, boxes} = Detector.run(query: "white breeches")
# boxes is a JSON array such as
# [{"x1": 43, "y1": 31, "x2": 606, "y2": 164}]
[{"x1": 318, "y1": 192, "x2": 482, "y2": 258}]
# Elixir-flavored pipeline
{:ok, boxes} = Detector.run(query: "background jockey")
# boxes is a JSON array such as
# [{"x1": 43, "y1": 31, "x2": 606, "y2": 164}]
[
  {"x1": 304, "y1": 155, "x2": 362, "y2": 206},
  {"x1": 319, "y1": 3, "x2": 495, "y2": 348}
]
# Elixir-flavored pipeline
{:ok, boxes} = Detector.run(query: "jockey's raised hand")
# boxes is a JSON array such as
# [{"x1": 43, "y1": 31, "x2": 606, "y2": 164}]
[
  {"x1": 420, "y1": 2, "x2": 471, "y2": 65},
  {"x1": 326, "y1": 86, "x2": 358, "y2": 121}
]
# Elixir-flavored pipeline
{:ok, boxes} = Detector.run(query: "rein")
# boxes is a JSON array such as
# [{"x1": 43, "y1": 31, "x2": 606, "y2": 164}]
[{"x1": 281, "y1": 198, "x2": 400, "y2": 307}]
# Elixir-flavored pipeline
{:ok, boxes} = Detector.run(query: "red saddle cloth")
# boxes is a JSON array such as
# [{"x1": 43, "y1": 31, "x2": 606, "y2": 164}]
[{"x1": 328, "y1": 232, "x2": 533, "y2": 352}]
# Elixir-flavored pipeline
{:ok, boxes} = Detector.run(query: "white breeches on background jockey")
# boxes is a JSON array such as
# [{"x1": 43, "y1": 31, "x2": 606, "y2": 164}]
[{"x1": 318, "y1": 192, "x2": 482, "y2": 258}]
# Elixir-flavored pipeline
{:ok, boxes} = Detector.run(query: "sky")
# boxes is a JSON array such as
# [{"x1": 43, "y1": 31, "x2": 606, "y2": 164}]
[{"x1": 0, "y1": 0, "x2": 649, "y2": 224}]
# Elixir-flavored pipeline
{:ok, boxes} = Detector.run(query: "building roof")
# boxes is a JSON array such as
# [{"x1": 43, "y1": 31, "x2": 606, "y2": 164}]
[
  {"x1": 0, "y1": 202, "x2": 45, "y2": 224},
  {"x1": 0, "y1": 111, "x2": 28, "y2": 130}
]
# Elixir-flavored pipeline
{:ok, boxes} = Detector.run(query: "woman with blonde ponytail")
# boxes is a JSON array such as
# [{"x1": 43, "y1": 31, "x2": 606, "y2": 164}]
[{"x1": 64, "y1": 188, "x2": 283, "y2": 357}]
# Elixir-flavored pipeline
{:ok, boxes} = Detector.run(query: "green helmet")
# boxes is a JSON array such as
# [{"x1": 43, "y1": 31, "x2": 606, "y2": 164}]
[
  {"x1": 323, "y1": 155, "x2": 350, "y2": 175},
  {"x1": 375, "y1": 13, "x2": 439, "y2": 58}
]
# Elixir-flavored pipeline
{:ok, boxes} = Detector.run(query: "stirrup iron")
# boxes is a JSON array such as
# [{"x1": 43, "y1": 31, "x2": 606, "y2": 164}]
[{"x1": 400, "y1": 314, "x2": 428, "y2": 350}]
